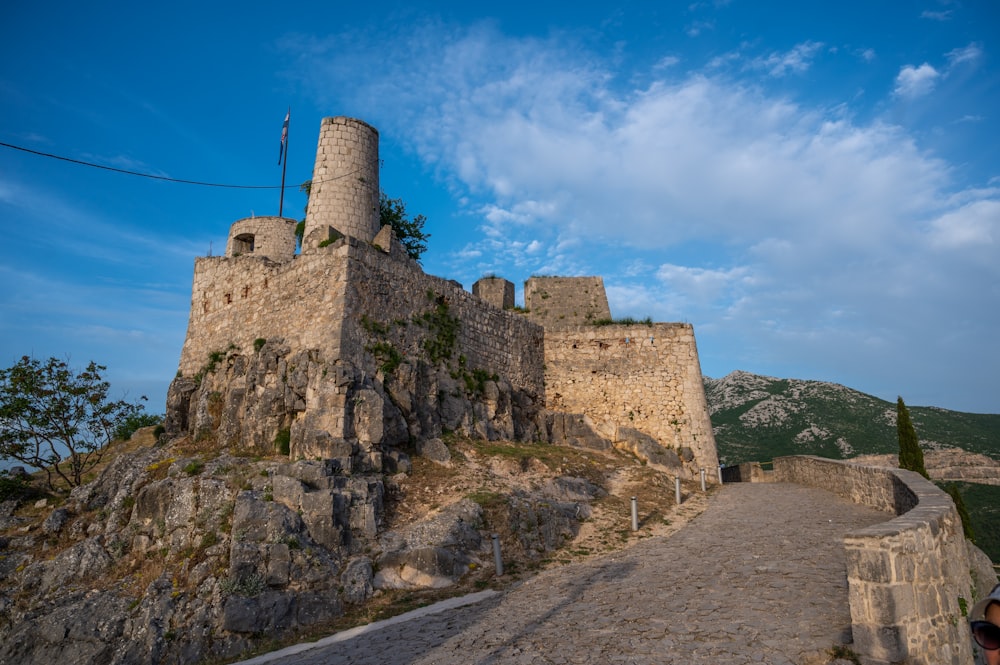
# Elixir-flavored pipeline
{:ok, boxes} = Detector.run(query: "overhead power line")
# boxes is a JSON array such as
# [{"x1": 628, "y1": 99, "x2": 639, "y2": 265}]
[{"x1": 0, "y1": 141, "x2": 357, "y2": 189}]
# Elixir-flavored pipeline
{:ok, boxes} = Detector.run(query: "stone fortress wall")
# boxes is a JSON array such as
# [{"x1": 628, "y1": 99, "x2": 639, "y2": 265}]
[
  {"x1": 543, "y1": 323, "x2": 718, "y2": 470},
  {"x1": 176, "y1": 233, "x2": 545, "y2": 414},
  {"x1": 174, "y1": 115, "x2": 718, "y2": 475},
  {"x1": 524, "y1": 276, "x2": 611, "y2": 327}
]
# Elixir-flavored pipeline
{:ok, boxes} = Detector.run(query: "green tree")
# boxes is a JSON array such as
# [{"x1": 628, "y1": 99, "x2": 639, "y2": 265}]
[
  {"x1": 943, "y1": 483, "x2": 975, "y2": 541},
  {"x1": 897, "y1": 396, "x2": 929, "y2": 479},
  {"x1": 0, "y1": 356, "x2": 150, "y2": 490},
  {"x1": 379, "y1": 192, "x2": 430, "y2": 262}
]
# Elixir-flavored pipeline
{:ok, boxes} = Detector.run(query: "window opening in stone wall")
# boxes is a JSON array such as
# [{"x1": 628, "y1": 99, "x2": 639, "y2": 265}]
[{"x1": 233, "y1": 233, "x2": 256, "y2": 254}]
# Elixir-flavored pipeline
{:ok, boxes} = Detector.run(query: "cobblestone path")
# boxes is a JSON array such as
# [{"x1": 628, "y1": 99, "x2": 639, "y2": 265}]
[{"x1": 245, "y1": 483, "x2": 889, "y2": 665}]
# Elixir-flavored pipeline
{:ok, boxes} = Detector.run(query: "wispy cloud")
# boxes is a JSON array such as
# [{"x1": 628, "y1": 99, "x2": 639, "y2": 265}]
[
  {"x1": 921, "y1": 10, "x2": 953, "y2": 21},
  {"x1": 749, "y1": 41, "x2": 825, "y2": 77},
  {"x1": 946, "y1": 42, "x2": 982, "y2": 67}
]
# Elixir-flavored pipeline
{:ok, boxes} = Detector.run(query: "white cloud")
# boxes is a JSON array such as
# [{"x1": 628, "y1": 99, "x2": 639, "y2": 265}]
[
  {"x1": 926, "y1": 198, "x2": 998, "y2": 251},
  {"x1": 686, "y1": 21, "x2": 714, "y2": 38},
  {"x1": 749, "y1": 41, "x2": 825, "y2": 77},
  {"x1": 894, "y1": 63, "x2": 940, "y2": 99},
  {"x1": 285, "y1": 21, "x2": 1000, "y2": 411},
  {"x1": 654, "y1": 56, "x2": 681, "y2": 70}
]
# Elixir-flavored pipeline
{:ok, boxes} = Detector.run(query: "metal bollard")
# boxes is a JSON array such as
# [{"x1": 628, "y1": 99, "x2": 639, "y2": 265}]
[
  {"x1": 718, "y1": 465, "x2": 724, "y2": 484},
  {"x1": 700, "y1": 468, "x2": 706, "y2": 492},
  {"x1": 492, "y1": 534, "x2": 503, "y2": 576},
  {"x1": 630, "y1": 496, "x2": 639, "y2": 531},
  {"x1": 675, "y1": 476, "x2": 682, "y2": 505}
]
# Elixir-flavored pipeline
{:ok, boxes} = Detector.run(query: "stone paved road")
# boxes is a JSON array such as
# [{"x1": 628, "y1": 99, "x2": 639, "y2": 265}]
[{"x1": 248, "y1": 483, "x2": 888, "y2": 665}]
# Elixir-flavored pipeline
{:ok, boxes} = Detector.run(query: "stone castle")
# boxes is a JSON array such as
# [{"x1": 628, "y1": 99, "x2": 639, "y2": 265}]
[{"x1": 166, "y1": 116, "x2": 718, "y2": 477}]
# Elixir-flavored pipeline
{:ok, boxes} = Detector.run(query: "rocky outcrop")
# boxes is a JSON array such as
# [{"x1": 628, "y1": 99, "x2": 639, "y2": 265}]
[
  {"x1": 0, "y1": 433, "x2": 611, "y2": 664},
  {"x1": 165, "y1": 341, "x2": 549, "y2": 469}
]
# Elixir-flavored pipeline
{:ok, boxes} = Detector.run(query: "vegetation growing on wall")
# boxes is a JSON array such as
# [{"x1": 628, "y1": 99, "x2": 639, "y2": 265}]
[
  {"x1": 414, "y1": 291, "x2": 460, "y2": 365},
  {"x1": 592, "y1": 317, "x2": 654, "y2": 327}
]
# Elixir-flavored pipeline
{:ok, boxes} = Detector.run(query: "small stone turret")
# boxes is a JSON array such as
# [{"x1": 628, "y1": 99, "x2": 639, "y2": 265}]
[
  {"x1": 473, "y1": 276, "x2": 515, "y2": 310},
  {"x1": 225, "y1": 216, "x2": 297, "y2": 262},
  {"x1": 303, "y1": 117, "x2": 380, "y2": 247}
]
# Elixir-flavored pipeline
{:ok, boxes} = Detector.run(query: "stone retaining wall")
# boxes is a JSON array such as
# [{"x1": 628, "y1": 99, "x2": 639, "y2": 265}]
[{"x1": 773, "y1": 455, "x2": 975, "y2": 665}]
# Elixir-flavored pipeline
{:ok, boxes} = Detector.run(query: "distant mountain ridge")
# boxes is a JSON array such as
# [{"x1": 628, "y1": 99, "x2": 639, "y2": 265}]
[
  {"x1": 704, "y1": 370, "x2": 1000, "y2": 565},
  {"x1": 704, "y1": 370, "x2": 1000, "y2": 466}
]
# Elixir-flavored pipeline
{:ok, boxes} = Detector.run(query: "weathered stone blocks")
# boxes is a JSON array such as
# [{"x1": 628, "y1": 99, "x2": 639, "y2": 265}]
[{"x1": 774, "y1": 456, "x2": 983, "y2": 665}]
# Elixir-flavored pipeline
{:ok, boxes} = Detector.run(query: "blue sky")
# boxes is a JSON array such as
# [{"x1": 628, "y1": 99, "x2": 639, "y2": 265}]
[{"x1": 1, "y1": 1, "x2": 998, "y2": 415}]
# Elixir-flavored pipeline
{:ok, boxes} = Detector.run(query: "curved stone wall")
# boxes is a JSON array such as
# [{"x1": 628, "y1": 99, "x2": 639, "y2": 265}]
[
  {"x1": 225, "y1": 216, "x2": 298, "y2": 262},
  {"x1": 772, "y1": 456, "x2": 974, "y2": 665}
]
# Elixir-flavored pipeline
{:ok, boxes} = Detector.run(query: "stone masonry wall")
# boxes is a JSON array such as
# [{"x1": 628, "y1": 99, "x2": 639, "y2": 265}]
[
  {"x1": 176, "y1": 236, "x2": 545, "y2": 434},
  {"x1": 176, "y1": 250, "x2": 349, "y2": 378},
  {"x1": 225, "y1": 216, "x2": 298, "y2": 262},
  {"x1": 773, "y1": 456, "x2": 975, "y2": 665},
  {"x1": 304, "y1": 117, "x2": 380, "y2": 245},
  {"x1": 543, "y1": 324, "x2": 718, "y2": 474},
  {"x1": 524, "y1": 277, "x2": 611, "y2": 327},
  {"x1": 341, "y1": 243, "x2": 545, "y2": 396},
  {"x1": 472, "y1": 277, "x2": 515, "y2": 311}
]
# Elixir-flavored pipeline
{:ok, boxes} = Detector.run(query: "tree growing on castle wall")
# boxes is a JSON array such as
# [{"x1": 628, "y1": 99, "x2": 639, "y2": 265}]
[
  {"x1": 379, "y1": 192, "x2": 429, "y2": 262},
  {"x1": 897, "y1": 396, "x2": 929, "y2": 479},
  {"x1": 0, "y1": 356, "x2": 151, "y2": 490},
  {"x1": 295, "y1": 181, "x2": 429, "y2": 261}
]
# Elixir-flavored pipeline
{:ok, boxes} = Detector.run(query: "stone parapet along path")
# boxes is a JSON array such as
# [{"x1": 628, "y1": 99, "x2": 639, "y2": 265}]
[{"x1": 245, "y1": 483, "x2": 889, "y2": 665}]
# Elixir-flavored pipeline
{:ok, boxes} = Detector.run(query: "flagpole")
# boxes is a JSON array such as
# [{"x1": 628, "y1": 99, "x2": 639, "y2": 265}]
[{"x1": 279, "y1": 108, "x2": 289, "y2": 217}]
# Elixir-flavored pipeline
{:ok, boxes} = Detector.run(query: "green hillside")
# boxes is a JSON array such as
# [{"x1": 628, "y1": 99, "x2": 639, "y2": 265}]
[{"x1": 705, "y1": 370, "x2": 1000, "y2": 465}]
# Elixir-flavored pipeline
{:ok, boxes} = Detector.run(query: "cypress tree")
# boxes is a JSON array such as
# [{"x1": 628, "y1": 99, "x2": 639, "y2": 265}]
[
  {"x1": 944, "y1": 483, "x2": 975, "y2": 541},
  {"x1": 897, "y1": 396, "x2": 929, "y2": 479}
]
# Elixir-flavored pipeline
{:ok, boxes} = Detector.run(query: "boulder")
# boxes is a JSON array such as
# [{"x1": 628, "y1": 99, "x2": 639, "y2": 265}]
[
  {"x1": 614, "y1": 427, "x2": 683, "y2": 472},
  {"x1": 42, "y1": 507, "x2": 70, "y2": 535},
  {"x1": 416, "y1": 438, "x2": 451, "y2": 464},
  {"x1": 340, "y1": 557, "x2": 374, "y2": 604}
]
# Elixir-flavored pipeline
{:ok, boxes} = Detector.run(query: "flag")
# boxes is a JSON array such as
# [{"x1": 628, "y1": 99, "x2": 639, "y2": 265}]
[{"x1": 278, "y1": 109, "x2": 289, "y2": 165}]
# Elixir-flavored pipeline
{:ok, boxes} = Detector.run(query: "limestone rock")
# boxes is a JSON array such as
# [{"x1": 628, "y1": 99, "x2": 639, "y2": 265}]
[
  {"x1": 222, "y1": 590, "x2": 295, "y2": 633},
  {"x1": 42, "y1": 507, "x2": 70, "y2": 535},
  {"x1": 416, "y1": 437, "x2": 451, "y2": 464},
  {"x1": 374, "y1": 546, "x2": 474, "y2": 589},
  {"x1": 340, "y1": 557, "x2": 374, "y2": 604},
  {"x1": 614, "y1": 427, "x2": 683, "y2": 473},
  {"x1": 375, "y1": 499, "x2": 482, "y2": 590},
  {"x1": 540, "y1": 476, "x2": 605, "y2": 502},
  {"x1": 548, "y1": 412, "x2": 612, "y2": 451}
]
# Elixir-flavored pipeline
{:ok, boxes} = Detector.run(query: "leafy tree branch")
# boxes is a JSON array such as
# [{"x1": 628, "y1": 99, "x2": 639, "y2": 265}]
[{"x1": 0, "y1": 356, "x2": 151, "y2": 490}]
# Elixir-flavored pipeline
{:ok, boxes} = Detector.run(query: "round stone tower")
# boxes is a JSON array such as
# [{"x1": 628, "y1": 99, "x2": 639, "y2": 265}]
[
  {"x1": 303, "y1": 117, "x2": 380, "y2": 246},
  {"x1": 225, "y1": 216, "x2": 297, "y2": 262}
]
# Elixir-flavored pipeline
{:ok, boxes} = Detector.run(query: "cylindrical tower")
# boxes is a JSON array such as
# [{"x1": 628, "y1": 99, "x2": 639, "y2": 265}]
[
  {"x1": 225, "y1": 216, "x2": 297, "y2": 262},
  {"x1": 304, "y1": 117, "x2": 380, "y2": 245}
]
